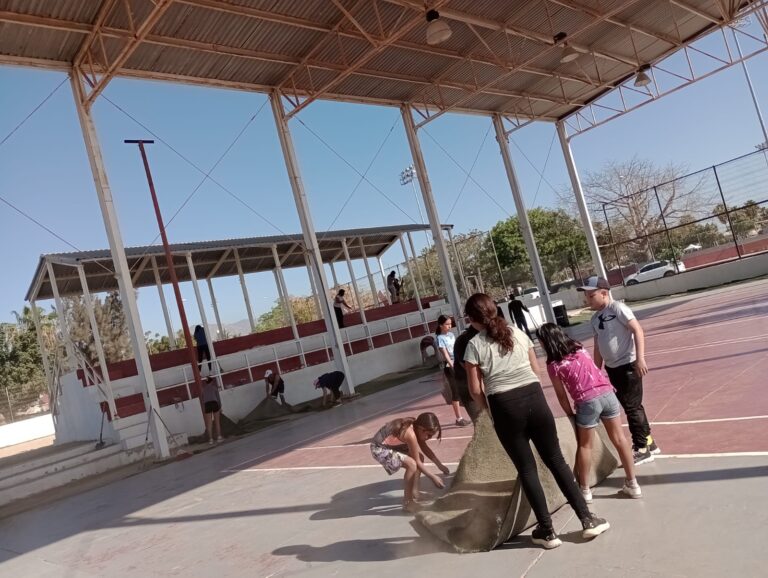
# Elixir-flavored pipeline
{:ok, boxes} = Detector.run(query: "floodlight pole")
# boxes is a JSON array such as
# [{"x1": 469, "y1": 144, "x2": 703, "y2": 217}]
[
  {"x1": 401, "y1": 105, "x2": 464, "y2": 329},
  {"x1": 124, "y1": 139, "x2": 204, "y2": 405},
  {"x1": 492, "y1": 114, "x2": 556, "y2": 324},
  {"x1": 556, "y1": 121, "x2": 607, "y2": 280},
  {"x1": 270, "y1": 91, "x2": 354, "y2": 393},
  {"x1": 71, "y1": 70, "x2": 168, "y2": 459}
]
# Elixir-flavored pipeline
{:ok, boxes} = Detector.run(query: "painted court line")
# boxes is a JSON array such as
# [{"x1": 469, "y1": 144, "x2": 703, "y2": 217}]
[
  {"x1": 224, "y1": 387, "x2": 441, "y2": 472},
  {"x1": 646, "y1": 334, "x2": 768, "y2": 357},
  {"x1": 235, "y1": 452, "x2": 768, "y2": 472},
  {"x1": 298, "y1": 435, "x2": 474, "y2": 450}
]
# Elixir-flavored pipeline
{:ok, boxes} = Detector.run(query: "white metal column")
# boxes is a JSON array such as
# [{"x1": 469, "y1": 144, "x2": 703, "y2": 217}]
[
  {"x1": 401, "y1": 105, "x2": 464, "y2": 327},
  {"x1": 77, "y1": 264, "x2": 117, "y2": 418},
  {"x1": 70, "y1": 72, "x2": 169, "y2": 458},
  {"x1": 46, "y1": 261, "x2": 76, "y2": 370},
  {"x1": 233, "y1": 248, "x2": 256, "y2": 333},
  {"x1": 271, "y1": 245, "x2": 306, "y2": 367},
  {"x1": 270, "y1": 91, "x2": 353, "y2": 392},
  {"x1": 329, "y1": 260, "x2": 340, "y2": 288},
  {"x1": 358, "y1": 238, "x2": 379, "y2": 306},
  {"x1": 29, "y1": 300, "x2": 53, "y2": 398},
  {"x1": 406, "y1": 231, "x2": 426, "y2": 296},
  {"x1": 447, "y1": 228, "x2": 469, "y2": 299},
  {"x1": 304, "y1": 252, "x2": 323, "y2": 318},
  {"x1": 377, "y1": 257, "x2": 389, "y2": 304},
  {"x1": 400, "y1": 235, "x2": 427, "y2": 330},
  {"x1": 341, "y1": 239, "x2": 373, "y2": 349},
  {"x1": 151, "y1": 256, "x2": 176, "y2": 348},
  {"x1": 206, "y1": 278, "x2": 224, "y2": 337},
  {"x1": 556, "y1": 121, "x2": 607, "y2": 280},
  {"x1": 186, "y1": 253, "x2": 223, "y2": 389},
  {"x1": 493, "y1": 114, "x2": 555, "y2": 324}
]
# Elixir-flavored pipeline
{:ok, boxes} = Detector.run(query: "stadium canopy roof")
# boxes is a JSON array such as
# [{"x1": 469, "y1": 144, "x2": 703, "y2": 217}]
[
  {"x1": 27, "y1": 223, "x2": 448, "y2": 301},
  {"x1": 0, "y1": 1, "x2": 756, "y2": 124}
]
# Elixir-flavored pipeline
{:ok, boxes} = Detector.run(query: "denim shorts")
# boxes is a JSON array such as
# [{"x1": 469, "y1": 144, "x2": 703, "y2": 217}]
[{"x1": 575, "y1": 391, "x2": 621, "y2": 428}]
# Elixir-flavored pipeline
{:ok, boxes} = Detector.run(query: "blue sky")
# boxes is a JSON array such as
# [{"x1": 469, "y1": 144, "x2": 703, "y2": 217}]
[{"x1": 3, "y1": 37, "x2": 768, "y2": 335}]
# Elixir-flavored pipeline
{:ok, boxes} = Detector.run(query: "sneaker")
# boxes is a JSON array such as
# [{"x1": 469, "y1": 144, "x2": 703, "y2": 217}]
[
  {"x1": 621, "y1": 480, "x2": 642, "y2": 499},
  {"x1": 208, "y1": 439, "x2": 214, "y2": 446},
  {"x1": 455, "y1": 418, "x2": 469, "y2": 427},
  {"x1": 581, "y1": 514, "x2": 610, "y2": 539},
  {"x1": 531, "y1": 525, "x2": 562, "y2": 549},
  {"x1": 648, "y1": 440, "x2": 661, "y2": 455},
  {"x1": 581, "y1": 486, "x2": 593, "y2": 504},
  {"x1": 633, "y1": 446, "x2": 654, "y2": 465},
  {"x1": 216, "y1": 436, "x2": 224, "y2": 443}
]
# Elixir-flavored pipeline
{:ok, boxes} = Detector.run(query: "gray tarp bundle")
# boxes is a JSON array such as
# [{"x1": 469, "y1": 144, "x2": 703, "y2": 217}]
[{"x1": 416, "y1": 412, "x2": 618, "y2": 552}]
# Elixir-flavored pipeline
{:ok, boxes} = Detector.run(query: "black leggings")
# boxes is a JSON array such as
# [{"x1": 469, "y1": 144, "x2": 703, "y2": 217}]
[
  {"x1": 334, "y1": 306, "x2": 345, "y2": 328},
  {"x1": 488, "y1": 382, "x2": 590, "y2": 529},
  {"x1": 197, "y1": 345, "x2": 212, "y2": 372}
]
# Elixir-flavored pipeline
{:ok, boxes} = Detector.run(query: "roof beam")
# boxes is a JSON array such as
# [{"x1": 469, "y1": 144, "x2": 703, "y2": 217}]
[
  {"x1": 668, "y1": 0, "x2": 722, "y2": 24},
  {"x1": 207, "y1": 249, "x2": 232, "y2": 278},
  {"x1": 382, "y1": 0, "x2": 639, "y2": 67},
  {"x1": 412, "y1": 0, "x2": 646, "y2": 128},
  {"x1": 0, "y1": 11, "x2": 574, "y2": 107},
  {"x1": 73, "y1": 0, "x2": 118, "y2": 67},
  {"x1": 79, "y1": 0, "x2": 173, "y2": 108},
  {"x1": 547, "y1": 0, "x2": 681, "y2": 46}
]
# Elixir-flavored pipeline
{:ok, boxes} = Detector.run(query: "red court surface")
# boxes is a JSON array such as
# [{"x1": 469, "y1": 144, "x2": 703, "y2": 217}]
[{"x1": 229, "y1": 278, "x2": 768, "y2": 474}]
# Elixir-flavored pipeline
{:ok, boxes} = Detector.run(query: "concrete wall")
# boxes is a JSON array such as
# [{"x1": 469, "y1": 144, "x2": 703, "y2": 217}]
[
  {"x1": 621, "y1": 251, "x2": 768, "y2": 302},
  {"x1": 0, "y1": 413, "x2": 55, "y2": 449},
  {"x1": 54, "y1": 373, "x2": 115, "y2": 445}
]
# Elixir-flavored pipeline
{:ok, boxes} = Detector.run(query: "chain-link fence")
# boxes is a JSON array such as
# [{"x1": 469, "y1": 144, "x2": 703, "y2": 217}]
[
  {"x1": 0, "y1": 384, "x2": 50, "y2": 425},
  {"x1": 601, "y1": 149, "x2": 768, "y2": 285}
]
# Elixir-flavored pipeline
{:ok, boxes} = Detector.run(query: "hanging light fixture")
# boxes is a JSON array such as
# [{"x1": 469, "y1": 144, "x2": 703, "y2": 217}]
[
  {"x1": 553, "y1": 32, "x2": 578, "y2": 64},
  {"x1": 634, "y1": 65, "x2": 652, "y2": 87},
  {"x1": 426, "y1": 9, "x2": 452, "y2": 46}
]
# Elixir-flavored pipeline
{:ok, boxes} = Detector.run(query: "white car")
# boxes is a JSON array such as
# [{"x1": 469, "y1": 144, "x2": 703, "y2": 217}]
[{"x1": 625, "y1": 260, "x2": 685, "y2": 285}]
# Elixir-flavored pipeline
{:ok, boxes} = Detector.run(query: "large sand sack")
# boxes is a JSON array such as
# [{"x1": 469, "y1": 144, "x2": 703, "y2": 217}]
[
  {"x1": 416, "y1": 412, "x2": 617, "y2": 552},
  {"x1": 239, "y1": 396, "x2": 293, "y2": 428}
]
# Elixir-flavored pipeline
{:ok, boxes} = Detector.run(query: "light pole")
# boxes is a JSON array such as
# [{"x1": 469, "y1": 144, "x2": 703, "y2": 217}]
[{"x1": 400, "y1": 165, "x2": 436, "y2": 293}]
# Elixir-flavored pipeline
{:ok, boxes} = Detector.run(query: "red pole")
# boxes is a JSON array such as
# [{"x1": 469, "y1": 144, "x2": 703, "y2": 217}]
[{"x1": 125, "y1": 139, "x2": 204, "y2": 401}]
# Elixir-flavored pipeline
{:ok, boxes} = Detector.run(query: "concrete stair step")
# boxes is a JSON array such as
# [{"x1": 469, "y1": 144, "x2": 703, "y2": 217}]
[
  {"x1": 0, "y1": 443, "x2": 123, "y2": 493},
  {"x1": 0, "y1": 442, "x2": 100, "y2": 485}
]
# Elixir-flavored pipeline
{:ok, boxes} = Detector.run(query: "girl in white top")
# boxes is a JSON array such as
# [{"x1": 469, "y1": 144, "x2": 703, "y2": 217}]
[{"x1": 435, "y1": 314, "x2": 469, "y2": 427}]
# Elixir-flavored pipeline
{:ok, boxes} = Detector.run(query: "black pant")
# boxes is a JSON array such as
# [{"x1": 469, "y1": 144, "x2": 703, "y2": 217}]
[
  {"x1": 488, "y1": 382, "x2": 590, "y2": 529},
  {"x1": 197, "y1": 345, "x2": 212, "y2": 372},
  {"x1": 513, "y1": 316, "x2": 530, "y2": 335},
  {"x1": 606, "y1": 363, "x2": 651, "y2": 449},
  {"x1": 334, "y1": 306, "x2": 345, "y2": 328}
]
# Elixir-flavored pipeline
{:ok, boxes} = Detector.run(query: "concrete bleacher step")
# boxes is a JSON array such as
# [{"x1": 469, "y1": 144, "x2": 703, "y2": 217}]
[
  {"x1": 0, "y1": 443, "x2": 145, "y2": 508},
  {"x1": 0, "y1": 442, "x2": 96, "y2": 485}
]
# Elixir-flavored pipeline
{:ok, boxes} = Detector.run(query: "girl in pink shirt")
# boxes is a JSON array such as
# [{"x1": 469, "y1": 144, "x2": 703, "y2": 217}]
[{"x1": 537, "y1": 323, "x2": 641, "y2": 502}]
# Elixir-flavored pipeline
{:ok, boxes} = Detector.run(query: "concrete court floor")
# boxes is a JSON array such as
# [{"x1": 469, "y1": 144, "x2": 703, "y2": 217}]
[{"x1": 1, "y1": 279, "x2": 767, "y2": 577}]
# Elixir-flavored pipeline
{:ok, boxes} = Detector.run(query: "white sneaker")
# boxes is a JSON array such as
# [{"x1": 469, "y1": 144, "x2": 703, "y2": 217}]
[
  {"x1": 621, "y1": 480, "x2": 642, "y2": 499},
  {"x1": 208, "y1": 439, "x2": 214, "y2": 445},
  {"x1": 581, "y1": 486, "x2": 593, "y2": 504}
]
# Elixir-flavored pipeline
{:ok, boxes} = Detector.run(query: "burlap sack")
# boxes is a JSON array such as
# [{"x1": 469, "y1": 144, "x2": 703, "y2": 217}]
[{"x1": 415, "y1": 412, "x2": 618, "y2": 552}]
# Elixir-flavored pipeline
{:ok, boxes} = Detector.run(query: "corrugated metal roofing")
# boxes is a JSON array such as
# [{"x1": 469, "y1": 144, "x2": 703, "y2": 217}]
[
  {"x1": 27, "y1": 223, "x2": 451, "y2": 301},
  {"x1": 0, "y1": 0, "x2": 750, "y2": 122}
]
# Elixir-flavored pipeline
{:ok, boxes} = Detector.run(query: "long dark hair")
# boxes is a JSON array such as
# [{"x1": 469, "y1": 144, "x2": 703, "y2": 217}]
[
  {"x1": 465, "y1": 293, "x2": 514, "y2": 355},
  {"x1": 391, "y1": 412, "x2": 442, "y2": 441},
  {"x1": 536, "y1": 322, "x2": 582, "y2": 364},
  {"x1": 435, "y1": 314, "x2": 452, "y2": 336}
]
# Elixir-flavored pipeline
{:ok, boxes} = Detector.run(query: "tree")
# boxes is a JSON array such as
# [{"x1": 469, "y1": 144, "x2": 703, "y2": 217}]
[
  {"x1": 64, "y1": 291, "x2": 133, "y2": 364},
  {"x1": 254, "y1": 296, "x2": 318, "y2": 332},
  {"x1": 564, "y1": 157, "x2": 715, "y2": 261},
  {"x1": 491, "y1": 208, "x2": 591, "y2": 288},
  {"x1": 713, "y1": 200, "x2": 767, "y2": 239}
]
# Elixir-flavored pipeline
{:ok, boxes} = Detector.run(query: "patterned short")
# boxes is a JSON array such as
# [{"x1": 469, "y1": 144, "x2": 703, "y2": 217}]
[{"x1": 370, "y1": 443, "x2": 406, "y2": 475}]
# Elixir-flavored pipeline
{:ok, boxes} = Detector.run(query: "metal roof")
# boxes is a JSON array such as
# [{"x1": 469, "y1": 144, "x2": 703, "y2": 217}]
[
  {"x1": 28, "y1": 223, "x2": 449, "y2": 301},
  {"x1": 0, "y1": 1, "x2": 754, "y2": 122}
]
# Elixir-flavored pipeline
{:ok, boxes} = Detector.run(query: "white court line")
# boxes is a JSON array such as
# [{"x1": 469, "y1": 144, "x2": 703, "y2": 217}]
[
  {"x1": 224, "y1": 387, "x2": 441, "y2": 471},
  {"x1": 645, "y1": 334, "x2": 768, "y2": 357},
  {"x1": 654, "y1": 452, "x2": 768, "y2": 459},
  {"x1": 236, "y1": 462, "x2": 461, "y2": 472},
  {"x1": 646, "y1": 313, "x2": 768, "y2": 339},
  {"x1": 233, "y1": 453, "x2": 768, "y2": 472},
  {"x1": 296, "y1": 435, "x2": 474, "y2": 451},
  {"x1": 622, "y1": 415, "x2": 768, "y2": 427}
]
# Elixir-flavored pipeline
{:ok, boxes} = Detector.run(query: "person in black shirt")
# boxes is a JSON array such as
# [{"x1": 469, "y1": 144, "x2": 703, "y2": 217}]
[
  {"x1": 193, "y1": 324, "x2": 212, "y2": 373},
  {"x1": 452, "y1": 325, "x2": 482, "y2": 423},
  {"x1": 314, "y1": 370, "x2": 346, "y2": 406},
  {"x1": 508, "y1": 294, "x2": 531, "y2": 337}
]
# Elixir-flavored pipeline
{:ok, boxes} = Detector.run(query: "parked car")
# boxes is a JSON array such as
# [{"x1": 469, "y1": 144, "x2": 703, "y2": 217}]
[
  {"x1": 521, "y1": 286, "x2": 540, "y2": 299},
  {"x1": 625, "y1": 260, "x2": 685, "y2": 285}
]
